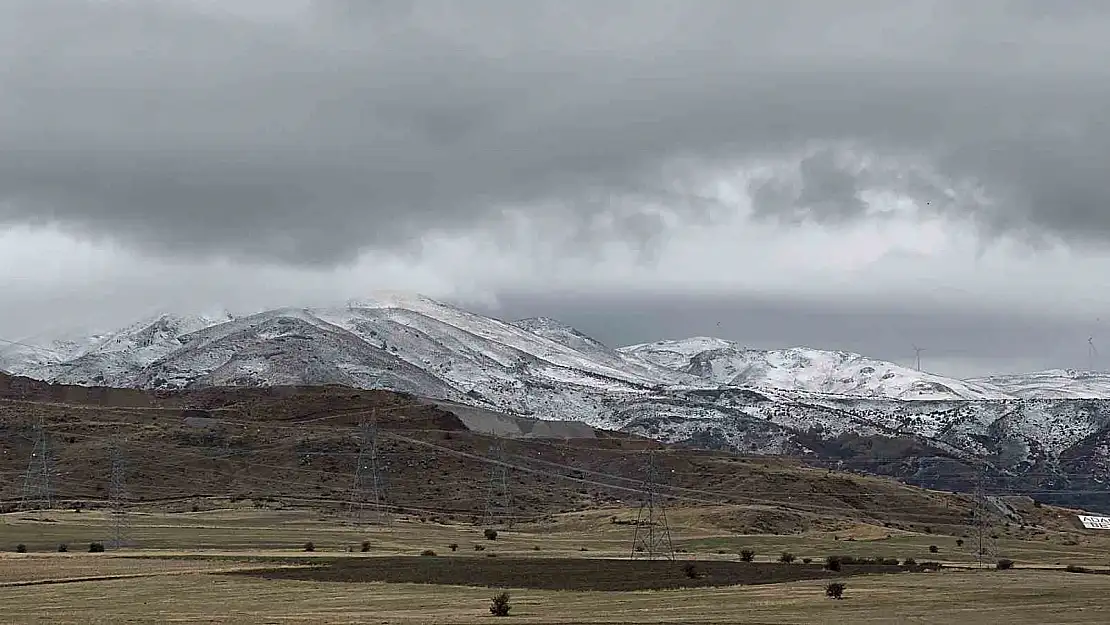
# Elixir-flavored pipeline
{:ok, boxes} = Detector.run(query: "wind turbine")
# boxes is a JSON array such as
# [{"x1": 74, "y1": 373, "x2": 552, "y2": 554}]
[{"x1": 912, "y1": 344, "x2": 925, "y2": 372}]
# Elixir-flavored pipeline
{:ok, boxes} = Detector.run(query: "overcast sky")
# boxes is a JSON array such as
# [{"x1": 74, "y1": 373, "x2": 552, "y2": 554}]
[{"x1": 3, "y1": 0, "x2": 1110, "y2": 378}]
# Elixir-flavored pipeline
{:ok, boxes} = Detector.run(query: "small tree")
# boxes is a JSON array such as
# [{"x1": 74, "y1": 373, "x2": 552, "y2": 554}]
[
  {"x1": 490, "y1": 591, "x2": 511, "y2": 617},
  {"x1": 779, "y1": 552, "x2": 796, "y2": 564},
  {"x1": 956, "y1": 539, "x2": 964, "y2": 547},
  {"x1": 902, "y1": 557, "x2": 916, "y2": 567},
  {"x1": 802, "y1": 557, "x2": 813, "y2": 564},
  {"x1": 825, "y1": 556, "x2": 842, "y2": 572},
  {"x1": 57, "y1": 543, "x2": 68, "y2": 553},
  {"x1": 303, "y1": 541, "x2": 315, "y2": 552},
  {"x1": 682, "y1": 562, "x2": 699, "y2": 579},
  {"x1": 360, "y1": 541, "x2": 371, "y2": 553},
  {"x1": 484, "y1": 528, "x2": 499, "y2": 541},
  {"x1": 89, "y1": 542, "x2": 105, "y2": 553},
  {"x1": 421, "y1": 549, "x2": 437, "y2": 556},
  {"x1": 448, "y1": 543, "x2": 459, "y2": 552},
  {"x1": 996, "y1": 558, "x2": 1014, "y2": 570},
  {"x1": 15, "y1": 544, "x2": 26, "y2": 553},
  {"x1": 929, "y1": 545, "x2": 939, "y2": 553},
  {"x1": 825, "y1": 582, "x2": 846, "y2": 600},
  {"x1": 740, "y1": 549, "x2": 755, "y2": 562}
]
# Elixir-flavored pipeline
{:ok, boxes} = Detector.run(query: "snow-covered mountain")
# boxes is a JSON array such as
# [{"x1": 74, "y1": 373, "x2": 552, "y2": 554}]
[
  {"x1": 8, "y1": 291, "x2": 1110, "y2": 510},
  {"x1": 621, "y1": 337, "x2": 1012, "y2": 401},
  {"x1": 968, "y1": 369, "x2": 1110, "y2": 399}
]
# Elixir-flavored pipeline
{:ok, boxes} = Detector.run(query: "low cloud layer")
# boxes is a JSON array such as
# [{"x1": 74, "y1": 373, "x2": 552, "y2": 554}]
[{"x1": 4, "y1": 0, "x2": 1110, "y2": 266}]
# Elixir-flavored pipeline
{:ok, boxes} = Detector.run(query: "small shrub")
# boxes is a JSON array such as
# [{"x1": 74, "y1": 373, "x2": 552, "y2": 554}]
[
  {"x1": 956, "y1": 539, "x2": 964, "y2": 547},
  {"x1": 740, "y1": 549, "x2": 755, "y2": 562},
  {"x1": 903, "y1": 557, "x2": 917, "y2": 567},
  {"x1": 448, "y1": 543, "x2": 459, "y2": 552},
  {"x1": 779, "y1": 552, "x2": 796, "y2": 564},
  {"x1": 877, "y1": 557, "x2": 900, "y2": 566},
  {"x1": 421, "y1": 549, "x2": 437, "y2": 556},
  {"x1": 682, "y1": 562, "x2": 699, "y2": 579},
  {"x1": 490, "y1": 591, "x2": 511, "y2": 617},
  {"x1": 802, "y1": 557, "x2": 813, "y2": 564},
  {"x1": 825, "y1": 556, "x2": 842, "y2": 571},
  {"x1": 360, "y1": 541, "x2": 371, "y2": 553},
  {"x1": 474, "y1": 544, "x2": 486, "y2": 551},
  {"x1": 303, "y1": 542, "x2": 315, "y2": 552},
  {"x1": 919, "y1": 561, "x2": 942, "y2": 571},
  {"x1": 929, "y1": 545, "x2": 939, "y2": 553},
  {"x1": 924, "y1": 526, "x2": 932, "y2": 534},
  {"x1": 531, "y1": 545, "x2": 540, "y2": 551},
  {"x1": 15, "y1": 544, "x2": 26, "y2": 553},
  {"x1": 825, "y1": 582, "x2": 846, "y2": 600},
  {"x1": 1066, "y1": 564, "x2": 1091, "y2": 574},
  {"x1": 996, "y1": 558, "x2": 1014, "y2": 570},
  {"x1": 1033, "y1": 500, "x2": 1043, "y2": 508},
  {"x1": 484, "y1": 528, "x2": 499, "y2": 541},
  {"x1": 57, "y1": 543, "x2": 68, "y2": 553},
  {"x1": 89, "y1": 542, "x2": 105, "y2": 553}
]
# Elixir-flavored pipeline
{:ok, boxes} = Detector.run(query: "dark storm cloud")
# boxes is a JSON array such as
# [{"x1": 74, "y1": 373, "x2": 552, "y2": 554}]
[{"x1": 3, "y1": 0, "x2": 1110, "y2": 265}]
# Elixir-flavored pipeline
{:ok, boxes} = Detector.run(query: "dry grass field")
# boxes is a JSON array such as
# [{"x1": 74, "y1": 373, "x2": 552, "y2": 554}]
[{"x1": 3, "y1": 507, "x2": 1110, "y2": 623}]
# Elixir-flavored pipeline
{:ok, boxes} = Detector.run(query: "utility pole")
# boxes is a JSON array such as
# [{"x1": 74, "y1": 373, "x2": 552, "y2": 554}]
[
  {"x1": 108, "y1": 427, "x2": 132, "y2": 549},
  {"x1": 630, "y1": 450, "x2": 675, "y2": 561},
  {"x1": 19, "y1": 416, "x2": 54, "y2": 511},
  {"x1": 349, "y1": 412, "x2": 389, "y2": 527},
  {"x1": 482, "y1": 438, "x2": 513, "y2": 529}
]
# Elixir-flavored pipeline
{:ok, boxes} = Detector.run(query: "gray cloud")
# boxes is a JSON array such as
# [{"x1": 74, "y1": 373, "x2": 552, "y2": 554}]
[{"x1": 3, "y1": 0, "x2": 1110, "y2": 265}]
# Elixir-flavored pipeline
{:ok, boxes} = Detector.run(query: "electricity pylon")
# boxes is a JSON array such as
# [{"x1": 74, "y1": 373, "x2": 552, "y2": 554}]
[
  {"x1": 630, "y1": 450, "x2": 675, "y2": 561},
  {"x1": 108, "y1": 428, "x2": 133, "y2": 549},
  {"x1": 482, "y1": 438, "x2": 513, "y2": 529},
  {"x1": 349, "y1": 413, "x2": 389, "y2": 527},
  {"x1": 19, "y1": 416, "x2": 54, "y2": 511}
]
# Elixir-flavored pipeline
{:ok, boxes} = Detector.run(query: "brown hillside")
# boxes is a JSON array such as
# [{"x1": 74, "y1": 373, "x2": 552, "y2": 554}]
[{"x1": 0, "y1": 372, "x2": 1080, "y2": 539}]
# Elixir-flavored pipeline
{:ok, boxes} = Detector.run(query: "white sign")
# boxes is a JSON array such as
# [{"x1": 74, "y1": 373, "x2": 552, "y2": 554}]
[{"x1": 1078, "y1": 515, "x2": 1110, "y2": 530}]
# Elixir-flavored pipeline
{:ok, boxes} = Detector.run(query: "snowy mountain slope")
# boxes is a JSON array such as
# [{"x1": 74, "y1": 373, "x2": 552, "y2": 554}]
[
  {"x1": 510, "y1": 316, "x2": 700, "y2": 385},
  {"x1": 620, "y1": 338, "x2": 1014, "y2": 401},
  {"x1": 968, "y1": 370, "x2": 1110, "y2": 399},
  {"x1": 30, "y1": 312, "x2": 233, "y2": 386}
]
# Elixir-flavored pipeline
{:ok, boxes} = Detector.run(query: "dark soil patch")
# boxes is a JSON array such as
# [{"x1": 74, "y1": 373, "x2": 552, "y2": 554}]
[{"x1": 225, "y1": 556, "x2": 902, "y2": 591}]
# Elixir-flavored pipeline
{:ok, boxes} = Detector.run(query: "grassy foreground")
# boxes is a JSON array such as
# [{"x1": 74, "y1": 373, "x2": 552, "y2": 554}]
[{"x1": 3, "y1": 507, "x2": 1110, "y2": 623}]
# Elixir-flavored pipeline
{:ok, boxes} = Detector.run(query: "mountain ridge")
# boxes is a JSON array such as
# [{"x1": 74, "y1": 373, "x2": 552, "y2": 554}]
[{"x1": 5, "y1": 293, "x2": 1110, "y2": 510}]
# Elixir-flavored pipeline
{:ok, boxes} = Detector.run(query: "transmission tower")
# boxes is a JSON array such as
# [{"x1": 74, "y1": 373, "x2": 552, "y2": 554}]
[
  {"x1": 630, "y1": 450, "x2": 675, "y2": 561},
  {"x1": 972, "y1": 462, "x2": 997, "y2": 569},
  {"x1": 482, "y1": 438, "x2": 513, "y2": 529},
  {"x1": 19, "y1": 416, "x2": 54, "y2": 511},
  {"x1": 108, "y1": 428, "x2": 133, "y2": 549},
  {"x1": 349, "y1": 413, "x2": 389, "y2": 527}
]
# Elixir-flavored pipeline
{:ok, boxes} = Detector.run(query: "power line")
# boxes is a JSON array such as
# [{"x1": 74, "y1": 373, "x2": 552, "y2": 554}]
[
  {"x1": 19, "y1": 415, "x2": 54, "y2": 511},
  {"x1": 482, "y1": 437, "x2": 514, "y2": 529},
  {"x1": 630, "y1": 450, "x2": 674, "y2": 561}
]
